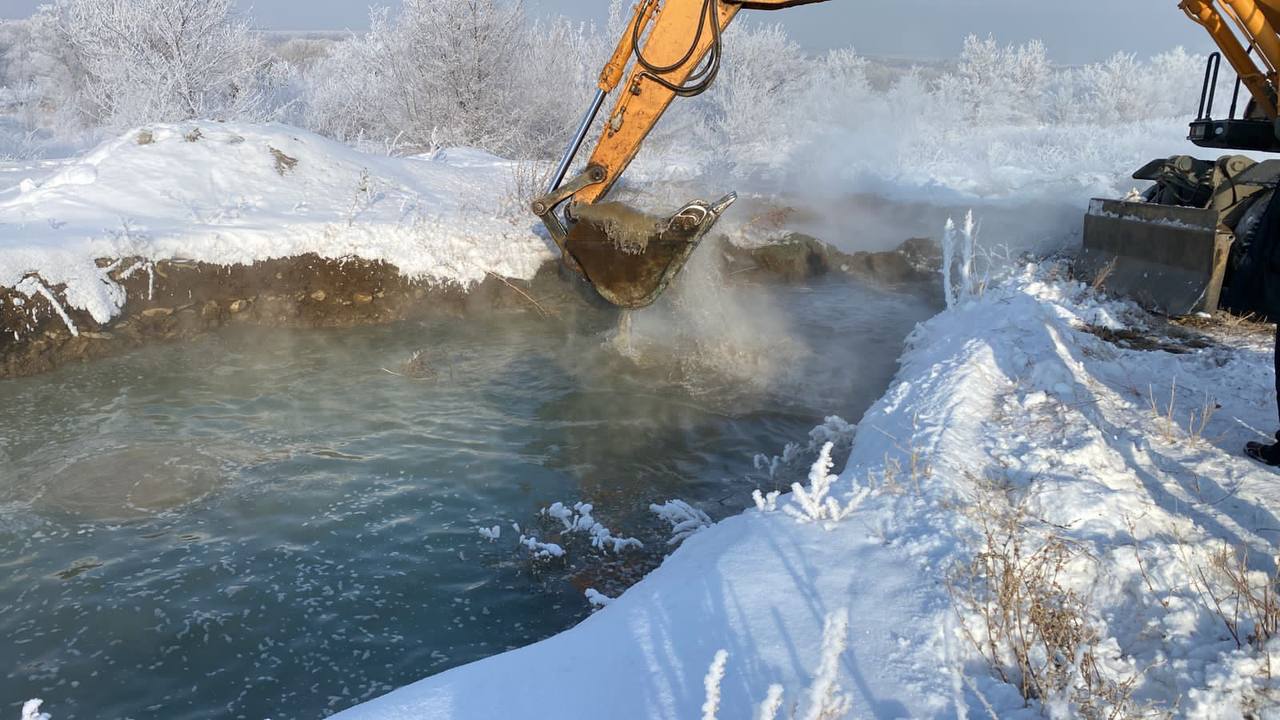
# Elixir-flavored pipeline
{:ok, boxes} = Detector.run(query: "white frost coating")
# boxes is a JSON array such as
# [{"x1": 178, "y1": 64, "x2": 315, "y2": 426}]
[
  {"x1": 799, "y1": 611, "x2": 853, "y2": 720},
  {"x1": 756, "y1": 685, "x2": 785, "y2": 720},
  {"x1": 783, "y1": 442, "x2": 869, "y2": 528},
  {"x1": 0, "y1": 123, "x2": 553, "y2": 323},
  {"x1": 701, "y1": 650, "x2": 729, "y2": 720},
  {"x1": 21, "y1": 699, "x2": 51, "y2": 720},
  {"x1": 541, "y1": 501, "x2": 642, "y2": 554},
  {"x1": 1085, "y1": 203, "x2": 1211, "y2": 230},
  {"x1": 15, "y1": 276, "x2": 78, "y2": 336},
  {"x1": 517, "y1": 535, "x2": 564, "y2": 560},
  {"x1": 649, "y1": 500, "x2": 712, "y2": 546},
  {"x1": 751, "y1": 489, "x2": 780, "y2": 513}
]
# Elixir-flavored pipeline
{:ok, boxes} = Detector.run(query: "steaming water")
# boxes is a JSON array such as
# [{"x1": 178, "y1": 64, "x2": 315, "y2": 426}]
[{"x1": 0, "y1": 279, "x2": 935, "y2": 720}]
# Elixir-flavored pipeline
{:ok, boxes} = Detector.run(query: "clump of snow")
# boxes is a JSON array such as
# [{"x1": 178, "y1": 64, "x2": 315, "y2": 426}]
[
  {"x1": 476, "y1": 525, "x2": 500, "y2": 542},
  {"x1": 20, "y1": 699, "x2": 50, "y2": 720},
  {"x1": 584, "y1": 589, "x2": 613, "y2": 609},
  {"x1": 0, "y1": 122, "x2": 552, "y2": 325}
]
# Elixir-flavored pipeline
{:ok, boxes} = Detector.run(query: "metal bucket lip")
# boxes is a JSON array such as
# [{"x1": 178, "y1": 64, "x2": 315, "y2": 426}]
[{"x1": 565, "y1": 194, "x2": 737, "y2": 309}]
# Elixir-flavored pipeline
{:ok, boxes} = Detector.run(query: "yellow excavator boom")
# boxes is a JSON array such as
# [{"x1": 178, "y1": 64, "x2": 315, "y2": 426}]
[{"x1": 532, "y1": 0, "x2": 829, "y2": 309}]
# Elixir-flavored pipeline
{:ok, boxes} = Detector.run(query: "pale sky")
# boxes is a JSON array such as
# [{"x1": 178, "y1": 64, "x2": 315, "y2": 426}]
[{"x1": 1, "y1": 0, "x2": 1216, "y2": 64}]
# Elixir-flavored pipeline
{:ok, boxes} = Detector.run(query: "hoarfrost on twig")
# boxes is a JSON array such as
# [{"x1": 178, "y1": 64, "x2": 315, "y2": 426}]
[
  {"x1": 541, "y1": 501, "x2": 642, "y2": 553},
  {"x1": 784, "y1": 443, "x2": 871, "y2": 528},
  {"x1": 650, "y1": 500, "x2": 712, "y2": 545},
  {"x1": 702, "y1": 649, "x2": 729, "y2": 720}
]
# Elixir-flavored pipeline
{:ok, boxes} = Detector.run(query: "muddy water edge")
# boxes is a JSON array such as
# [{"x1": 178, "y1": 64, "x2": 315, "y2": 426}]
[{"x1": 0, "y1": 236, "x2": 940, "y2": 378}]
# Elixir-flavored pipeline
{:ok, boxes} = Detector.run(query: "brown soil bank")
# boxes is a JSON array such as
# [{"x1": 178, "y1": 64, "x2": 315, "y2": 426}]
[{"x1": 1, "y1": 237, "x2": 937, "y2": 379}]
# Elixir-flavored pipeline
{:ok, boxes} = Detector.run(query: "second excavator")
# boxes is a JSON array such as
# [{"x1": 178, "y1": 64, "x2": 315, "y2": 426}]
[{"x1": 531, "y1": 0, "x2": 828, "y2": 309}]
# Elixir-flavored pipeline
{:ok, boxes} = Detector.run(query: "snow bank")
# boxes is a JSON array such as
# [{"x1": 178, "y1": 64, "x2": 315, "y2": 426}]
[
  {"x1": 0, "y1": 122, "x2": 552, "y2": 323},
  {"x1": 337, "y1": 266, "x2": 1280, "y2": 719}
]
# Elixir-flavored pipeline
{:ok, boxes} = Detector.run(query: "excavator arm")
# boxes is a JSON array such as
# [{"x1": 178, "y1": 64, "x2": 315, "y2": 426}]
[{"x1": 532, "y1": 0, "x2": 830, "y2": 309}]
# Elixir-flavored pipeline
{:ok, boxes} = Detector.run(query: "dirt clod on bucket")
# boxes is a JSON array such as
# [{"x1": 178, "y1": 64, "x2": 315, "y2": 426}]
[{"x1": 572, "y1": 202, "x2": 664, "y2": 256}]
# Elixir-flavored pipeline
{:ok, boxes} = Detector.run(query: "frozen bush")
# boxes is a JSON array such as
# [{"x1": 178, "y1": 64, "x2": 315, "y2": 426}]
[
  {"x1": 784, "y1": 442, "x2": 870, "y2": 528},
  {"x1": 305, "y1": 0, "x2": 607, "y2": 157},
  {"x1": 936, "y1": 35, "x2": 1051, "y2": 126},
  {"x1": 24, "y1": 0, "x2": 286, "y2": 129}
]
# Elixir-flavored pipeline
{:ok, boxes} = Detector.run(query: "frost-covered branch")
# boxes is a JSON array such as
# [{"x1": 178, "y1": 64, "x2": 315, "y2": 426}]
[
  {"x1": 517, "y1": 534, "x2": 564, "y2": 561},
  {"x1": 942, "y1": 211, "x2": 981, "y2": 309},
  {"x1": 799, "y1": 610, "x2": 853, "y2": 720},
  {"x1": 784, "y1": 442, "x2": 871, "y2": 528},
  {"x1": 702, "y1": 649, "x2": 729, "y2": 720},
  {"x1": 16, "y1": 276, "x2": 78, "y2": 337},
  {"x1": 541, "y1": 501, "x2": 642, "y2": 554},
  {"x1": 650, "y1": 500, "x2": 712, "y2": 546}
]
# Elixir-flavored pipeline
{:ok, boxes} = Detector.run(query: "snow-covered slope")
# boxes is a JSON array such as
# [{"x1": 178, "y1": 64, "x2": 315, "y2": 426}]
[
  {"x1": 337, "y1": 266, "x2": 1280, "y2": 719},
  {"x1": 0, "y1": 123, "x2": 552, "y2": 323}
]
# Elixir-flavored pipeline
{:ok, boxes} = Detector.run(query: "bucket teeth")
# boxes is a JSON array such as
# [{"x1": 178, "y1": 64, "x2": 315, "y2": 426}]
[{"x1": 565, "y1": 193, "x2": 737, "y2": 309}]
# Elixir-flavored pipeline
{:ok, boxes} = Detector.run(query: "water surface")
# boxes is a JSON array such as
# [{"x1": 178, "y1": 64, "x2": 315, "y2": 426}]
[{"x1": 0, "y1": 279, "x2": 935, "y2": 719}]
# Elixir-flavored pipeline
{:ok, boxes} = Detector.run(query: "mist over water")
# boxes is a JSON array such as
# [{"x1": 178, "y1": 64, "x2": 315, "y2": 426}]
[{"x1": 0, "y1": 275, "x2": 935, "y2": 720}]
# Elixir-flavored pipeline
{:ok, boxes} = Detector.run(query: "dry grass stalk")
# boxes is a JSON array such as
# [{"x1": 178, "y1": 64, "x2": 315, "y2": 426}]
[
  {"x1": 1090, "y1": 257, "x2": 1118, "y2": 294},
  {"x1": 1146, "y1": 380, "x2": 1218, "y2": 447},
  {"x1": 1194, "y1": 546, "x2": 1280, "y2": 654},
  {"x1": 485, "y1": 271, "x2": 554, "y2": 319},
  {"x1": 949, "y1": 490, "x2": 1143, "y2": 718}
]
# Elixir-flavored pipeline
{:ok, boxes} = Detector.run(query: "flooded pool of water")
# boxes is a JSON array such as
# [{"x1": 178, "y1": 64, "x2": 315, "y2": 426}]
[{"x1": 0, "y1": 279, "x2": 936, "y2": 719}]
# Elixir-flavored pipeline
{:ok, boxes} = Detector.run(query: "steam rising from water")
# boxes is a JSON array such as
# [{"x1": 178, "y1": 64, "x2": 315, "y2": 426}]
[{"x1": 604, "y1": 243, "x2": 808, "y2": 403}]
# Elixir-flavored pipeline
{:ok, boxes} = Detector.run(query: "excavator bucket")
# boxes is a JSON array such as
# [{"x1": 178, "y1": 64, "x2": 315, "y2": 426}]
[{"x1": 562, "y1": 193, "x2": 737, "y2": 309}]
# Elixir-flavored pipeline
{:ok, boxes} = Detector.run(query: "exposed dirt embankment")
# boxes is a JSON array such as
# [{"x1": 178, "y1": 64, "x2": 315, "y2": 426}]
[
  {"x1": 0, "y1": 254, "x2": 536, "y2": 379},
  {"x1": 1, "y1": 237, "x2": 938, "y2": 379}
]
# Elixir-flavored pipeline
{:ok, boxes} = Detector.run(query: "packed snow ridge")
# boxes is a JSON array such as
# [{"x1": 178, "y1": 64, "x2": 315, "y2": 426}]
[
  {"x1": 0, "y1": 122, "x2": 552, "y2": 324},
  {"x1": 336, "y1": 264, "x2": 1280, "y2": 719}
]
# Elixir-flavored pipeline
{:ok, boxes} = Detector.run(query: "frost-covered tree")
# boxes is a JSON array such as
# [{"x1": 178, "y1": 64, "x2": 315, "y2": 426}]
[
  {"x1": 937, "y1": 35, "x2": 1050, "y2": 126},
  {"x1": 306, "y1": 0, "x2": 571, "y2": 155},
  {"x1": 27, "y1": 0, "x2": 285, "y2": 129}
]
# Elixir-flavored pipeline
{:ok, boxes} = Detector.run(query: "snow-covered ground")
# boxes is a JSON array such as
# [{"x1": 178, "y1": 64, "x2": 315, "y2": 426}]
[
  {"x1": 0, "y1": 123, "x2": 551, "y2": 324},
  {"x1": 335, "y1": 266, "x2": 1280, "y2": 719}
]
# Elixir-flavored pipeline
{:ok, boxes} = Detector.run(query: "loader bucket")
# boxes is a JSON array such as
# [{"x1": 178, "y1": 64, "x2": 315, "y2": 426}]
[
  {"x1": 1079, "y1": 198, "x2": 1232, "y2": 316},
  {"x1": 564, "y1": 194, "x2": 737, "y2": 309}
]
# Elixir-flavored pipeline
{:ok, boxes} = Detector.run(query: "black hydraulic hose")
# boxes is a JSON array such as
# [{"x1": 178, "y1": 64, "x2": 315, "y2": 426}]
[{"x1": 631, "y1": 0, "x2": 723, "y2": 97}]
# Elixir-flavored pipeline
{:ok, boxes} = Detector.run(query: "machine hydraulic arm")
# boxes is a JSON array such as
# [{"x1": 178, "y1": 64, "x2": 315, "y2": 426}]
[{"x1": 531, "y1": 0, "x2": 829, "y2": 309}]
